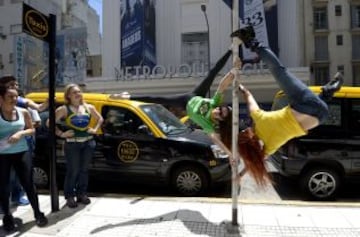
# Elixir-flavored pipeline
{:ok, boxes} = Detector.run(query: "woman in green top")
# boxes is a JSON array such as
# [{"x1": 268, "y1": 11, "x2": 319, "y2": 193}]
[
  {"x1": 187, "y1": 26, "x2": 343, "y2": 186},
  {"x1": 53, "y1": 84, "x2": 103, "y2": 208}
]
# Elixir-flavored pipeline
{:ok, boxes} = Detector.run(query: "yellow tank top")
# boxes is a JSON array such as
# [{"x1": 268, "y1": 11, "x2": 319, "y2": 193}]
[{"x1": 250, "y1": 105, "x2": 306, "y2": 155}]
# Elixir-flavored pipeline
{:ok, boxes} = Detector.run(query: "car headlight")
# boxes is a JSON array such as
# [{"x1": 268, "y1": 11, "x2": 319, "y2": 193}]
[{"x1": 211, "y1": 144, "x2": 228, "y2": 159}]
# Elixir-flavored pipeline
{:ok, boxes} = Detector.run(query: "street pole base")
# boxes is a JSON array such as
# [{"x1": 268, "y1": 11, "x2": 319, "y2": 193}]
[{"x1": 221, "y1": 221, "x2": 244, "y2": 235}]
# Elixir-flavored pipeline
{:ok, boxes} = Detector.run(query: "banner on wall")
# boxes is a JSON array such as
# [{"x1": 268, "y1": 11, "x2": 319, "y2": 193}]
[
  {"x1": 14, "y1": 35, "x2": 48, "y2": 92},
  {"x1": 14, "y1": 27, "x2": 87, "y2": 91},
  {"x1": 56, "y1": 27, "x2": 87, "y2": 86},
  {"x1": 121, "y1": 0, "x2": 156, "y2": 73},
  {"x1": 222, "y1": 0, "x2": 278, "y2": 59},
  {"x1": 14, "y1": 36, "x2": 25, "y2": 89}
]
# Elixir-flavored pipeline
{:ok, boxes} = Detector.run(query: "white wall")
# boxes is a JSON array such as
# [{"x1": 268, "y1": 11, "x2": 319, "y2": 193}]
[
  {"x1": 102, "y1": 0, "x2": 121, "y2": 77},
  {"x1": 278, "y1": 0, "x2": 303, "y2": 67}
]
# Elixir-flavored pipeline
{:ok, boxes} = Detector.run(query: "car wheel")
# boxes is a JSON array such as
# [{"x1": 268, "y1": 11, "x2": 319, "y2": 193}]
[
  {"x1": 172, "y1": 165, "x2": 209, "y2": 196},
  {"x1": 33, "y1": 166, "x2": 49, "y2": 189},
  {"x1": 300, "y1": 168, "x2": 340, "y2": 201}
]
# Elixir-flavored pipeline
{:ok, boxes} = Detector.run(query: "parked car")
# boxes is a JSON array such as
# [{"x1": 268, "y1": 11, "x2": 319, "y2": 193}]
[
  {"x1": 270, "y1": 86, "x2": 360, "y2": 200},
  {"x1": 26, "y1": 92, "x2": 231, "y2": 196}
]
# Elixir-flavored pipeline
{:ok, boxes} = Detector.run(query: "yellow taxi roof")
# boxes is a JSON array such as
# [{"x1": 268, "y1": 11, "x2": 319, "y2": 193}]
[{"x1": 25, "y1": 92, "x2": 151, "y2": 106}]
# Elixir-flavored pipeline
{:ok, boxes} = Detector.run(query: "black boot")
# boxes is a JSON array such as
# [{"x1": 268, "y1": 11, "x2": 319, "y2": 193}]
[
  {"x1": 35, "y1": 212, "x2": 48, "y2": 227},
  {"x1": 319, "y1": 72, "x2": 344, "y2": 101},
  {"x1": 230, "y1": 25, "x2": 260, "y2": 51},
  {"x1": 2, "y1": 214, "x2": 15, "y2": 232}
]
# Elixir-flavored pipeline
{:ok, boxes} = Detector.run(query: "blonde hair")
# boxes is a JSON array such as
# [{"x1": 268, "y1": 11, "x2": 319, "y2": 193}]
[{"x1": 64, "y1": 83, "x2": 83, "y2": 105}]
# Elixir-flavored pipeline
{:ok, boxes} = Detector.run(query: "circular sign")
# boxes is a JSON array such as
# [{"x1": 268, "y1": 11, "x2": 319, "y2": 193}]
[
  {"x1": 24, "y1": 9, "x2": 49, "y2": 39},
  {"x1": 117, "y1": 140, "x2": 139, "y2": 163}
]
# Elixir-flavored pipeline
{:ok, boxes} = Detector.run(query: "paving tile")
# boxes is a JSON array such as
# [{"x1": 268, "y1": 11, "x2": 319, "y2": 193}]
[
  {"x1": 305, "y1": 206, "x2": 352, "y2": 228},
  {"x1": 273, "y1": 206, "x2": 314, "y2": 227},
  {"x1": 240, "y1": 204, "x2": 278, "y2": 226},
  {"x1": 4, "y1": 195, "x2": 360, "y2": 237}
]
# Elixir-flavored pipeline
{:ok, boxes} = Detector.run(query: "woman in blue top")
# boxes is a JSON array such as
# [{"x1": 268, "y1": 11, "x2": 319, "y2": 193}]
[
  {"x1": 53, "y1": 83, "x2": 103, "y2": 208},
  {"x1": 0, "y1": 86, "x2": 48, "y2": 232}
]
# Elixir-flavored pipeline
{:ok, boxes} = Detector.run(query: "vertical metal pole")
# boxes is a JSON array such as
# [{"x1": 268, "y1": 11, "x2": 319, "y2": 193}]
[
  {"x1": 201, "y1": 4, "x2": 211, "y2": 97},
  {"x1": 231, "y1": 0, "x2": 240, "y2": 226},
  {"x1": 49, "y1": 14, "x2": 59, "y2": 212}
]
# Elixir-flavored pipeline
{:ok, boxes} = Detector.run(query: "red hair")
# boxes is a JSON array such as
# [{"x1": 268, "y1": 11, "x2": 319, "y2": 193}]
[
  {"x1": 219, "y1": 114, "x2": 271, "y2": 187},
  {"x1": 238, "y1": 128, "x2": 271, "y2": 186}
]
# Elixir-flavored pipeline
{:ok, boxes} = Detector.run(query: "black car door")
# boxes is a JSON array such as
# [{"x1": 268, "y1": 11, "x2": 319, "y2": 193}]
[
  {"x1": 347, "y1": 98, "x2": 360, "y2": 174},
  {"x1": 98, "y1": 105, "x2": 171, "y2": 178}
]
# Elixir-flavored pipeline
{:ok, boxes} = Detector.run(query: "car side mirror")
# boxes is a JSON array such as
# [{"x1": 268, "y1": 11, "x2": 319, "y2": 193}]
[{"x1": 138, "y1": 124, "x2": 152, "y2": 135}]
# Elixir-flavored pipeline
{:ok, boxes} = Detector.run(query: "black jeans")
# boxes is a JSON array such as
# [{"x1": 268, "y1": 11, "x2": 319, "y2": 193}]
[{"x1": 0, "y1": 152, "x2": 42, "y2": 217}]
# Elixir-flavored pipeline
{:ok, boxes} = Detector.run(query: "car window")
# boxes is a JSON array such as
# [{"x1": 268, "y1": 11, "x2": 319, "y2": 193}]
[
  {"x1": 350, "y1": 99, "x2": 360, "y2": 130},
  {"x1": 141, "y1": 104, "x2": 188, "y2": 135},
  {"x1": 102, "y1": 106, "x2": 145, "y2": 135},
  {"x1": 321, "y1": 100, "x2": 342, "y2": 127}
]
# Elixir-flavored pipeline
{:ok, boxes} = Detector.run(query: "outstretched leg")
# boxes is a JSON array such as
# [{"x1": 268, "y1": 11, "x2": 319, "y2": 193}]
[{"x1": 231, "y1": 26, "x2": 330, "y2": 124}]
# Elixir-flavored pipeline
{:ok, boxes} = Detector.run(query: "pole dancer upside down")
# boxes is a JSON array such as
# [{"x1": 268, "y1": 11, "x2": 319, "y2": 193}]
[{"x1": 186, "y1": 25, "x2": 343, "y2": 186}]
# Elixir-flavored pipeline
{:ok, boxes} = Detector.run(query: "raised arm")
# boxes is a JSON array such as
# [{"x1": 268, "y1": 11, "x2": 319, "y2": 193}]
[
  {"x1": 239, "y1": 84, "x2": 259, "y2": 112},
  {"x1": 215, "y1": 54, "x2": 243, "y2": 95},
  {"x1": 215, "y1": 71, "x2": 235, "y2": 95},
  {"x1": 25, "y1": 98, "x2": 49, "y2": 112}
]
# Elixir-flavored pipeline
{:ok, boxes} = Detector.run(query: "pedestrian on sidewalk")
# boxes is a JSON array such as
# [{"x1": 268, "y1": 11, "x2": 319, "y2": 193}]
[
  {"x1": 0, "y1": 75, "x2": 48, "y2": 208},
  {"x1": 0, "y1": 85, "x2": 48, "y2": 232},
  {"x1": 51, "y1": 83, "x2": 103, "y2": 208},
  {"x1": 186, "y1": 25, "x2": 343, "y2": 186}
]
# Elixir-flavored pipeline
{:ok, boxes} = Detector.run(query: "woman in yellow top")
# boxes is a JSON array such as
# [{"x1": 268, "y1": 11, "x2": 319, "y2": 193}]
[{"x1": 187, "y1": 26, "x2": 343, "y2": 186}]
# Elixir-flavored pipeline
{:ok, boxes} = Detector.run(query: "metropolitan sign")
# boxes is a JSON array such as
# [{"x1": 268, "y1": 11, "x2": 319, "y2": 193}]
[{"x1": 22, "y1": 3, "x2": 50, "y2": 42}]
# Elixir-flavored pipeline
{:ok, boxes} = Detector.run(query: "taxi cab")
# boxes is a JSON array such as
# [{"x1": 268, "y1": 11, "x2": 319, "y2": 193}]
[
  {"x1": 270, "y1": 86, "x2": 360, "y2": 200},
  {"x1": 27, "y1": 92, "x2": 230, "y2": 196}
]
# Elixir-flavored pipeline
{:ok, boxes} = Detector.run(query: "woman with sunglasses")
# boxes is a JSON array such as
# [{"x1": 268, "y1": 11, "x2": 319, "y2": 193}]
[{"x1": 187, "y1": 26, "x2": 343, "y2": 186}]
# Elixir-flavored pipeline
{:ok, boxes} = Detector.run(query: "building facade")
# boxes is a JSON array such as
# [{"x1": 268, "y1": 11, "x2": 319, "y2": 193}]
[
  {"x1": 101, "y1": 0, "x2": 360, "y2": 103},
  {"x1": 303, "y1": 0, "x2": 360, "y2": 86},
  {"x1": 0, "y1": 0, "x2": 101, "y2": 91}
]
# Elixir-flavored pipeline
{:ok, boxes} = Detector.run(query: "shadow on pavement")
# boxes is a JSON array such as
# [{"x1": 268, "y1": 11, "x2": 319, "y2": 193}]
[
  {"x1": 3, "y1": 202, "x2": 86, "y2": 237},
  {"x1": 90, "y1": 209, "x2": 241, "y2": 237}
]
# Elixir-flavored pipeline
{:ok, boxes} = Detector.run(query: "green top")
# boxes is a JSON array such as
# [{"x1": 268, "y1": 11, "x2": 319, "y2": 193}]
[
  {"x1": 64, "y1": 105, "x2": 92, "y2": 137},
  {"x1": 186, "y1": 92, "x2": 223, "y2": 134}
]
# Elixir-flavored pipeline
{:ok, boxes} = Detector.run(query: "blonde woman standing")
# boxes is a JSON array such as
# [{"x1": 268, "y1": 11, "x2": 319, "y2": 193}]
[{"x1": 53, "y1": 84, "x2": 103, "y2": 208}]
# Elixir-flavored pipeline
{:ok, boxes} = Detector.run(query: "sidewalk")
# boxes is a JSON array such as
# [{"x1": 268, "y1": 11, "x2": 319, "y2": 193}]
[{"x1": 2, "y1": 193, "x2": 360, "y2": 237}]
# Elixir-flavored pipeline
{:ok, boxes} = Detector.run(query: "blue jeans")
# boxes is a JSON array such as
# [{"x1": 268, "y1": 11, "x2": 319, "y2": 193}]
[
  {"x1": 63, "y1": 139, "x2": 96, "y2": 199},
  {"x1": 257, "y1": 47, "x2": 329, "y2": 124}
]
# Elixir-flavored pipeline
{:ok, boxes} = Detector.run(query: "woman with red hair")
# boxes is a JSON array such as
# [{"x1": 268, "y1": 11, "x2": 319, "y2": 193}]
[{"x1": 187, "y1": 25, "x2": 343, "y2": 186}]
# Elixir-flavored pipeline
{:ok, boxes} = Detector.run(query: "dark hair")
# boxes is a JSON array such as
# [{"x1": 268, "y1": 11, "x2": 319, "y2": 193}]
[
  {"x1": 218, "y1": 110, "x2": 271, "y2": 187},
  {"x1": 0, "y1": 85, "x2": 9, "y2": 97},
  {"x1": 0, "y1": 75, "x2": 16, "y2": 85}
]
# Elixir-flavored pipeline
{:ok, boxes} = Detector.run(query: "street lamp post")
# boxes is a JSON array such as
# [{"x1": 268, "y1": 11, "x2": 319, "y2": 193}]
[{"x1": 201, "y1": 3, "x2": 211, "y2": 96}]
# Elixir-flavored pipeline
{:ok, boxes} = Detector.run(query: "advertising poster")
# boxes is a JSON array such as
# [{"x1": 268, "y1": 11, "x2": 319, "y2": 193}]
[
  {"x1": 14, "y1": 27, "x2": 87, "y2": 91},
  {"x1": 59, "y1": 27, "x2": 87, "y2": 85},
  {"x1": 14, "y1": 35, "x2": 48, "y2": 92},
  {"x1": 143, "y1": 0, "x2": 156, "y2": 69},
  {"x1": 55, "y1": 34, "x2": 65, "y2": 85},
  {"x1": 14, "y1": 36, "x2": 25, "y2": 90},
  {"x1": 121, "y1": 0, "x2": 156, "y2": 73},
  {"x1": 223, "y1": 0, "x2": 278, "y2": 59}
]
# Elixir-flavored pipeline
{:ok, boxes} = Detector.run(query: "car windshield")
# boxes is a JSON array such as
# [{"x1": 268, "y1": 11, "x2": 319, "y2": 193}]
[{"x1": 141, "y1": 104, "x2": 189, "y2": 135}]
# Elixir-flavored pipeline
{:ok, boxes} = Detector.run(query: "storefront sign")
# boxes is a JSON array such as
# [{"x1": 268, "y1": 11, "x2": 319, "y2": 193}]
[{"x1": 22, "y1": 3, "x2": 50, "y2": 42}]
